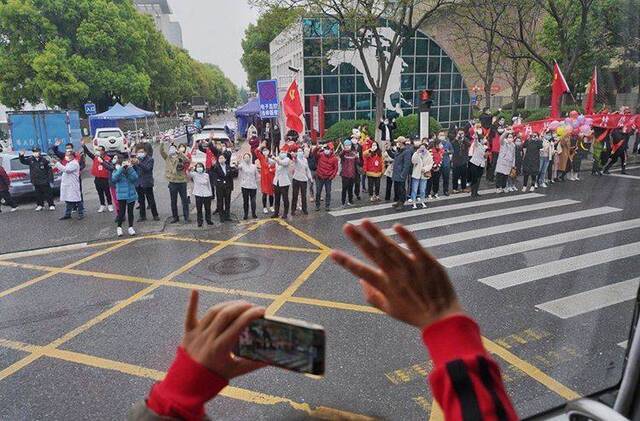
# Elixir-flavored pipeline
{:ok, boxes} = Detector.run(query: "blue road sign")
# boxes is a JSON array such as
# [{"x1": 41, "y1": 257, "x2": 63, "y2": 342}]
[
  {"x1": 257, "y1": 79, "x2": 279, "y2": 119},
  {"x1": 84, "y1": 103, "x2": 97, "y2": 115}
]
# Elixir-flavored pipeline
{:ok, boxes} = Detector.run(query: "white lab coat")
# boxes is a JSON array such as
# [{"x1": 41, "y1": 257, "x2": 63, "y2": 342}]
[{"x1": 55, "y1": 160, "x2": 81, "y2": 202}]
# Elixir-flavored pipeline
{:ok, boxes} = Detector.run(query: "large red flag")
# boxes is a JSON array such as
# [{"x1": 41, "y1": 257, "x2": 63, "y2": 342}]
[
  {"x1": 283, "y1": 80, "x2": 304, "y2": 134},
  {"x1": 550, "y1": 62, "x2": 570, "y2": 118},
  {"x1": 584, "y1": 67, "x2": 597, "y2": 115}
]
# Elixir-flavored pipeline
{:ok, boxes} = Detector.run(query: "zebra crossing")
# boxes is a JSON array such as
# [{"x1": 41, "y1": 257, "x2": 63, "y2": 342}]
[{"x1": 329, "y1": 190, "x2": 640, "y2": 343}]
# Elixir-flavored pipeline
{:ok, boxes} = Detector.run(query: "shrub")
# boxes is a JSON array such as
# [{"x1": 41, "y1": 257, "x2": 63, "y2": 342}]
[
  {"x1": 325, "y1": 114, "x2": 441, "y2": 141},
  {"x1": 323, "y1": 119, "x2": 375, "y2": 141}
]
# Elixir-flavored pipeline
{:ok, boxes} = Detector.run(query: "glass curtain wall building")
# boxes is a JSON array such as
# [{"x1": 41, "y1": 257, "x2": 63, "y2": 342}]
[{"x1": 271, "y1": 17, "x2": 472, "y2": 131}]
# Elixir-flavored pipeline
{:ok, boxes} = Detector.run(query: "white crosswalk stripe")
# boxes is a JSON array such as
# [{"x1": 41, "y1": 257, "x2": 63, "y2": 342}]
[
  {"x1": 608, "y1": 173, "x2": 640, "y2": 180},
  {"x1": 418, "y1": 207, "x2": 621, "y2": 248},
  {"x1": 478, "y1": 241, "x2": 640, "y2": 290},
  {"x1": 440, "y1": 218, "x2": 640, "y2": 268},
  {"x1": 382, "y1": 199, "x2": 577, "y2": 235},
  {"x1": 328, "y1": 189, "x2": 497, "y2": 217},
  {"x1": 535, "y1": 277, "x2": 640, "y2": 318},
  {"x1": 619, "y1": 340, "x2": 628, "y2": 349}
]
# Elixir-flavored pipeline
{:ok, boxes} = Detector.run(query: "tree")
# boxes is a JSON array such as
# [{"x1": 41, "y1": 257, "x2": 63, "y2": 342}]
[
  {"x1": 251, "y1": 0, "x2": 459, "y2": 141},
  {"x1": 241, "y1": 6, "x2": 302, "y2": 89}
]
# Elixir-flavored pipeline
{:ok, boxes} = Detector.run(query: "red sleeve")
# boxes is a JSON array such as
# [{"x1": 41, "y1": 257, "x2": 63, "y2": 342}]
[
  {"x1": 146, "y1": 347, "x2": 228, "y2": 421},
  {"x1": 423, "y1": 315, "x2": 518, "y2": 421}
]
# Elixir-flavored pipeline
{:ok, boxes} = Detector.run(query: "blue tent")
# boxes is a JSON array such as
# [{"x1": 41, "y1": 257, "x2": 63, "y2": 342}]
[
  {"x1": 124, "y1": 102, "x2": 155, "y2": 118},
  {"x1": 235, "y1": 98, "x2": 261, "y2": 138},
  {"x1": 89, "y1": 103, "x2": 153, "y2": 136}
]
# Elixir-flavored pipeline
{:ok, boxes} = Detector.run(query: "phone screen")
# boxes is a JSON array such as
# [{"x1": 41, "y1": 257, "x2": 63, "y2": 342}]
[{"x1": 235, "y1": 317, "x2": 325, "y2": 375}]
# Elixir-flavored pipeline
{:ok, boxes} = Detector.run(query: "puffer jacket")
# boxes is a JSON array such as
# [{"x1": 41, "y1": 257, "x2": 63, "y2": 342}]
[
  {"x1": 363, "y1": 150, "x2": 384, "y2": 177},
  {"x1": 391, "y1": 147, "x2": 413, "y2": 182},
  {"x1": 112, "y1": 166, "x2": 139, "y2": 203},
  {"x1": 411, "y1": 149, "x2": 434, "y2": 180}
]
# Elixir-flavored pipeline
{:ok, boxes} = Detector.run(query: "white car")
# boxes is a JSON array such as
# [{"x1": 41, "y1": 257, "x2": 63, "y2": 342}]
[
  {"x1": 195, "y1": 124, "x2": 230, "y2": 144},
  {"x1": 93, "y1": 128, "x2": 128, "y2": 153}
]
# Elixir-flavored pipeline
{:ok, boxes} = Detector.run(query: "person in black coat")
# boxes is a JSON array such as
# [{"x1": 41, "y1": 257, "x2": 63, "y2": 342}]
[
  {"x1": 19, "y1": 147, "x2": 55, "y2": 210},
  {"x1": 210, "y1": 155, "x2": 238, "y2": 222},
  {"x1": 378, "y1": 118, "x2": 397, "y2": 142}
]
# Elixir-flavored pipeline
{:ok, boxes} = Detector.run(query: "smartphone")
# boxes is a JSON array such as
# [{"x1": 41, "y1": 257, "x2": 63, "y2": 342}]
[{"x1": 235, "y1": 316, "x2": 325, "y2": 375}]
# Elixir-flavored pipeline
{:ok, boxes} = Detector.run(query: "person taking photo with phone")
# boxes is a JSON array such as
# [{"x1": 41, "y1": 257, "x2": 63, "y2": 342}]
[{"x1": 112, "y1": 153, "x2": 139, "y2": 237}]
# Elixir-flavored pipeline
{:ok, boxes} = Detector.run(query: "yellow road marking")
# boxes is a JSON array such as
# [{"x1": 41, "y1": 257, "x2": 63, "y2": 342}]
[
  {"x1": 287, "y1": 296, "x2": 382, "y2": 314},
  {"x1": 160, "y1": 234, "x2": 322, "y2": 254},
  {"x1": 277, "y1": 219, "x2": 331, "y2": 251},
  {"x1": 0, "y1": 337, "x2": 374, "y2": 420}
]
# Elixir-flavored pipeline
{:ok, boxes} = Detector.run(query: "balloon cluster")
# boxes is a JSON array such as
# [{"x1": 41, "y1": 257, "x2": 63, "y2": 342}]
[{"x1": 548, "y1": 110, "x2": 593, "y2": 138}]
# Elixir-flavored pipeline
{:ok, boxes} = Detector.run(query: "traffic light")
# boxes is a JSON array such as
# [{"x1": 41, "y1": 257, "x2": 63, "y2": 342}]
[{"x1": 419, "y1": 89, "x2": 433, "y2": 112}]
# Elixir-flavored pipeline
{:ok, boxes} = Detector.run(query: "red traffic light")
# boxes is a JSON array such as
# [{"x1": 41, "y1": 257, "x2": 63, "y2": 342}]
[{"x1": 420, "y1": 89, "x2": 432, "y2": 102}]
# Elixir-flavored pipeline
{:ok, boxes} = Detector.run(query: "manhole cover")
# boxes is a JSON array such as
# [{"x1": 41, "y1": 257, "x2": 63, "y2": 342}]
[{"x1": 210, "y1": 256, "x2": 260, "y2": 275}]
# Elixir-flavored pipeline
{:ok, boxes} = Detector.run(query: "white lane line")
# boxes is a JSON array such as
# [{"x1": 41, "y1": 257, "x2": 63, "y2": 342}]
[
  {"x1": 0, "y1": 243, "x2": 89, "y2": 261},
  {"x1": 535, "y1": 277, "x2": 640, "y2": 319},
  {"x1": 479, "y1": 241, "x2": 640, "y2": 290},
  {"x1": 382, "y1": 199, "x2": 578, "y2": 236},
  {"x1": 349, "y1": 193, "x2": 544, "y2": 225},
  {"x1": 329, "y1": 189, "x2": 496, "y2": 217},
  {"x1": 619, "y1": 340, "x2": 628, "y2": 349},
  {"x1": 418, "y1": 207, "x2": 621, "y2": 248},
  {"x1": 441, "y1": 217, "x2": 640, "y2": 268},
  {"x1": 608, "y1": 173, "x2": 640, "y2": 180},
  {"x1": 610, "y1": 165, "x2": 640, "y2": 173}
]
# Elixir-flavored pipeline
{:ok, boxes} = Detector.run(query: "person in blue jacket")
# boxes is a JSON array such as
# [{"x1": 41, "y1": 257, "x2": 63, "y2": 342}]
[
  {"x1": 112, "y1": 153, "x2": 139, "y2": 237},
  {"x1": 391, "y1": 136, "x2": 413, "y2": 210}
]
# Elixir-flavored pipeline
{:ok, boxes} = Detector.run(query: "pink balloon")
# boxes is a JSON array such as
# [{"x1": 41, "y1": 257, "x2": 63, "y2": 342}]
[{"x1": 549, "y1": 121, "x2": 561, "y2": 130}]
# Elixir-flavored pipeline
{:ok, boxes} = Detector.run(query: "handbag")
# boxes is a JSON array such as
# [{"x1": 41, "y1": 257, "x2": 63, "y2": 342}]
[{"x1": 509, "y1": 167, "x2": 517, "y2": 178}]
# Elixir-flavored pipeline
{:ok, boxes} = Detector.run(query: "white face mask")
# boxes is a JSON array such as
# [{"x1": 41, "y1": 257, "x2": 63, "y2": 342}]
[
  {"x1": 243, "y1": 156, "x2": 251, "y2": 163},
  {"x1": 196, "y1": 167, "x2": 204, "y2": 173},
  {"x1": 136, "y1": 152, "x2": 145, "y2": 159},
  {"x1": 168, "y1": 147, "x2": 177, "y2": 156},
  {"x1": 33, "y1": 152, "x2": 40, "y2": 158},
  {"x1": 219, "y1": 159, "x2": 226, "y2": 166},
  {"x1": 371, "y1": 145, "x2": 378, "y2": 151},
  {"x1": 323, "y1": 149, "x2": 330, "y2": 156},
  {"x1": 115, "y1": 164, "x2": 122, "y2": 170}
]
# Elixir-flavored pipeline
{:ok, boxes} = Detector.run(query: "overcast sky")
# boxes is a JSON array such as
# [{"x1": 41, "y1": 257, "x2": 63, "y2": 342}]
[{"x1": 167, "y1": 0, "x2": 259, "y2": 89}]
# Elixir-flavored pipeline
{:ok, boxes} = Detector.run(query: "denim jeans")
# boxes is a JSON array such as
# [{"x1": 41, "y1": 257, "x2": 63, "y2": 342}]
[
  {"x1": 315, "y1": 178, "x2": 332, "y2": 209},
  {"x1": 538, "y1": 157, "x2": 550, "y2": 185},
  {"x1": 410, "y1": 178, "x2": 427, "y2": 201}
]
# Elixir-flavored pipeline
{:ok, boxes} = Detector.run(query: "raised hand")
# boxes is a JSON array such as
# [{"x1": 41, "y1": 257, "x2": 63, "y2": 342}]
[{"x1": 331, "y1": 220, "x2": 463, "y2": 330}]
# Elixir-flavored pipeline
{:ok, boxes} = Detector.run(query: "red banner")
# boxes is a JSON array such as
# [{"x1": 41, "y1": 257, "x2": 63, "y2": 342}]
[{"x1": 513, "y1": 113, "x2": 639, "y2": 138}]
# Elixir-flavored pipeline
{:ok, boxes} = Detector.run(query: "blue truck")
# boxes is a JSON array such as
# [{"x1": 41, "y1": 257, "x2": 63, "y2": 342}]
[{"x1": 7, "y1": 110, "x2": 82, "y2": 152}]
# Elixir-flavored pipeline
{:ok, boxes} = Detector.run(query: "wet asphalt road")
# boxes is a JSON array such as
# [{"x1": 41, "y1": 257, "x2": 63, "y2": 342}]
[{"x1": 0, "y1": 158, "x2": 639, "y2": 420}]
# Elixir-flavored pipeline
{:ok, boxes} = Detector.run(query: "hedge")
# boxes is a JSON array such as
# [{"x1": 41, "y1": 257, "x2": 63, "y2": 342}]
[{"x1": 324, "y1": 114, "x2": 442, "y2": 141}]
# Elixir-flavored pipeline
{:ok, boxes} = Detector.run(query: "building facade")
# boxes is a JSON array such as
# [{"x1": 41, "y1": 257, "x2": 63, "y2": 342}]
[
  {"x1": 270, "y1": 17, "x2": 472, "y2": 131},
  {"x1": 133, "y1": 0, "x2": 183, "y2": 49}
]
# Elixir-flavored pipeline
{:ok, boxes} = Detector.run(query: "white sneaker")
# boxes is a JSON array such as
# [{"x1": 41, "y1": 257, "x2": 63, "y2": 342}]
[
  {"x1": 117, "y1": 227, "x2": 123, "y2": 237},
  {"x1": 575, "y1": 175, "x2": 581, "y2": 181},
  {"x1": 433, "y1": 194, "x2": 439, "y2": 199},
  {"x1": 407, "y1": 198, "x2": 413, "y2": 204},
  {"x1": 412, "y1": 202, "x2": 418, "y2": 209},
  {"x1": 35, "y1": 206, "x2": 43, "y2": 211},
  {"x1": 107, "y1": 205, "x2": 114, "y2": 212},
  {"x1": 128, "y1": 227, "x2": 136, "y2": 236},
  {"x1": 97, "y1": 205, "x2": 106, "y2": 213},
  {"x1": 10, "y1": 207, "x2": 18, "y2": 212},
  {"x1": 529, "y1": 186, "x2": 535, "y2": 192},
  {"x1": 49, "y1": 205, "x2": 56, "y2": 211},
  {"x1": 534, "y1": 183, "x2": 539, "y2": 188},
  {"x1": 421, "y1": 202, "x2": 427, "y2": 208},
  {"x1": 542, "y1": 182, "x2": 548, "y2": 188},
  {"x1": 521, "y1": 186, "x2": 528, "y2": 193},
  {"x1": 263, "y1": 207, "x2": 268, "y2": 214},
  {"x1": 496, "y1": 188, "x2": 503, "y2": 194},
  {"x1": 370, "y1": 197, "x2": 375, "y2": 202},
  {"x1": 269, "y1": 206, "x2": 275, "y2": 212}
]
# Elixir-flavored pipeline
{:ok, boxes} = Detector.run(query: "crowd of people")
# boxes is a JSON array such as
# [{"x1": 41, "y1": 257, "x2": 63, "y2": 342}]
[{"x1": 1, "y1": 111, "x2": 637, "y2": 238}]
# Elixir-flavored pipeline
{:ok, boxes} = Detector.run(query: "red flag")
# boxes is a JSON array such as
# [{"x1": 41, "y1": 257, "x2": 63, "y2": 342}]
[
  {"x1": 550, "y1": 62, "x2": 570, "y2": 118},
  {"x1": 584, "y1": 67, "x2": 597, "y2": 115},
  {"x1": 283, "y1": 80, "x2": 304, "y2": 134}
]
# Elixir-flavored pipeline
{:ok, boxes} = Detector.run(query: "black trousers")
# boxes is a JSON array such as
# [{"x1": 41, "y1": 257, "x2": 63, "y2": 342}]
[
  {"x1": 116, "y1": 200, "x2": 135, "y2": 227},
  {"x1": 273, "y1": 184, "x2": 290, "y2": 217},
  {"x1": 427, "y1": 170, "x2": 441, "y2": 196},
  {"x1": 95, "y1": 177, "x2": 112, "y2": 206},
  {"x1": 216, "y1": 183, "x2": 232, "y2": 221},
  {"x1": 262, "y1": 193, "x2": 274, "y2": 208},
  {"x1": 291, "y1": 179, "x2": 307, "y2": 214},
  {"x1": 34, "y1": 183, "x2": 54, "y2": 207},
  {"x1": 368, "y1": 176, "x2": 381, "y2": 196},
  {"x1": 136, "y1": 186, "x2": 158, "y2": 218},
  {"x1": 523, "y1": 173, "x2": 538, "y2": 187},
  {"x1": 353, "y1": 172, "x2": 361, "y2": 198},
  {"x1": 604, "y1": 150, "x2": 626, "y2": 172},
  {"x1": 452, "y1": 165, "x2": 467, "y2": 191},
  {"x1": 441, "y1": 165, "x2": 450, "y2": 194},
  {"x1": 168, "y1": 182, "x2": 189, "y2": 220},
  {"x1": 468, "y1": 163, "x2": 484, "y2": 195},
  {"x1": 385, "y1": 177, "x2": 394, "y2": 201},
  {"x1": 0, "y1": 190, "x2": 17, "y2": 209},
  {"x1": 495, "y1": 173, "x2": 508, "y2": 189},
  {"x1": 341, "y1": 176, "x2": 354, "y2": 204},
  {"x1": 393, "y1": 180, "x2": 406, "y2": 204},
  {"x1": 242, "y1": 188, "x2": 257, "y2": 218},
  {"x1": 195, "y1": 195, "x2": 212, "y2": 224}
]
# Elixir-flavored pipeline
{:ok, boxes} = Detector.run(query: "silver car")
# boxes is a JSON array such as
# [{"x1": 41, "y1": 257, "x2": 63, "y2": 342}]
[{"x1": 0, "y1": 152, "x2": 62, "y2": 197}]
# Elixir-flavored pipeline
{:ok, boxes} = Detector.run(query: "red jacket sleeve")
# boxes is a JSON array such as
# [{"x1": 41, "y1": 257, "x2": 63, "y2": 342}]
[
  {"x1": 423, "y1": 315, "x2": 518, "y2": 421},
  {"x1": 146, "y1": 347, "x2": 228, "y2": 421}
]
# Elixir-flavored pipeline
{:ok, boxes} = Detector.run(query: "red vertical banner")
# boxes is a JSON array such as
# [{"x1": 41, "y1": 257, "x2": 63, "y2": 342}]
[
  {"x1": 309, "y1": 95, "x2": 318, "y2": 143},
  {"x1": 318, "y1": 95, "x2": 325, "y2": 138},
  {"x1": 584, "y1": 67, "x2": 597, "y2": 115}
]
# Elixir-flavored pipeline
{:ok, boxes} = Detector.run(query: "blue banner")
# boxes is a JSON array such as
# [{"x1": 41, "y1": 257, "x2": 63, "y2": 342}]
[{"x1": 257, "y1": 79, "x2": 279, "y2": 119}]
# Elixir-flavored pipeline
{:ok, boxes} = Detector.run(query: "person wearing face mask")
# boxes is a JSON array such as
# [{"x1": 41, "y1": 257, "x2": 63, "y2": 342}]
[
  {"x1": 290, "y1": 149, "x2": 313, "y2": 216},
  {"x1": 131, "y1": 144, "x2": 160, "y2": 222},
  {"x1": 441, "y1": 131, "x2": 454, "y2": 196},
  {"x1": 271, "y1": 151, "x2": 292, "y2": 219},
  {"x1": 521, "y1": 132, "x2": 543, "y2": 192},
  {"x1": 210, "y1": 154, "x2": 238, "y2": 223},
  {"x1": 591, "y1": 128, "x2": 605, "y2": 176},
  {"x1": 467, "y1": 128, "x2": 489, "y2": 198},
  {"x1": 426, "y1": 136, "x2": 444, "y2": 199},
  {"x1": 378, "y1": 117, "x2": 397, "y2": 142},
  {"x1": 390, "y1": 137, "x2": 413, "y2": 209},
  {"x1": 18, "y1": 147, "x2": 55, "y2": 211},
  {"x1": 537, "y1": 132, "x2": 554, "y2": 188},
  {"x1": 339, "y1": 140, "x2": 358, "y2": 208},
  {"x1": 238, "y1": 153, "x2": 259, "y2": 220},
  {"x1": 313, "y1": 142, "x2": 338, "y2": 211},
  {"x1": 494, "y1": 129, "x2": 516, "y2": 193},
  {"x1": 112, "y1": 154, "x2": 139, "y2": 236},
  {"x1": 53, "y1": 150, "x2": 83, "y2": 220},
  {"x1": 160, "y1": 142, "x2": 191, "y2": 224},
  {"x1": 189, "y1": 163, "x2": 213, "y2": 227},
  {"x1": 410, "y1": 142, "x2": 433, "y2": 209},
  {"x1": 451, "y1": 129, "x2": 470, "y2": 194},
  {"x1": 53, "y1": 139, "x2": 86, "y2": 211},
  {"x1": 382, "y1": 142, "x2": 396, "y2": 201},
  {"x1": 556, "y1": 132, "x2": 571, "y2": 181},
  {"x1": 82, "y1": 140, "x2": 113, "y2": 213},
  {"x1": 254, "y1": 143, "x2": 276, "y2": 214},
  {"x1": 363, "y1": 141, "x2": 384, "y2": 201}
]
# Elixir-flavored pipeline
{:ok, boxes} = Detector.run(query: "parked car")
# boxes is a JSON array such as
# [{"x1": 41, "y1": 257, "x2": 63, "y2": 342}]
[
  {"x1": 195, "y1": 124, "x2": 231, "y2": 144},
  {"x1": 93, "y1": 128, "x2": 127, "y2": 154},
  {"x1": 0, "y1": 152, "x2": 61, "y2": 197}
]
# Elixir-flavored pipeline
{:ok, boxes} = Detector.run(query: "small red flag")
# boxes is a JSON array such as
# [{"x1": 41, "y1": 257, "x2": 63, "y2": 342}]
[
  {"x1": 283, "y1": 80, "x2": 304, "y2": 134},
  {"x1": 550, "y1": 62, "x2": 570, "y2": 118},
  {"x1": 584, "y1": 67, "x2": 597, "y2": 115}
]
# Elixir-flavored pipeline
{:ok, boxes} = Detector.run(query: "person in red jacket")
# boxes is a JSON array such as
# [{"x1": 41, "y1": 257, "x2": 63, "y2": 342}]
[
  {"x1": 130, "y1": 220, "x2": 517, "y2": 421},
  {"x1": 83, "y1": 142, "x2": 113, "y2": 213},
  {"x1": 313, "y1": 143, "x2": 338, "y2": 211},
  {"x1": 427, "y1": 135, "x2": 445, "y2": 199},
  {"x1": 363, "y1": 141, "x2": 384, "y2": 201},
  {"x1": 254, "y1": 142, "x2": 276, "y2": 214},
  {"x1": 0, "y1": 165, "x2": 18, "y2": 212}
]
